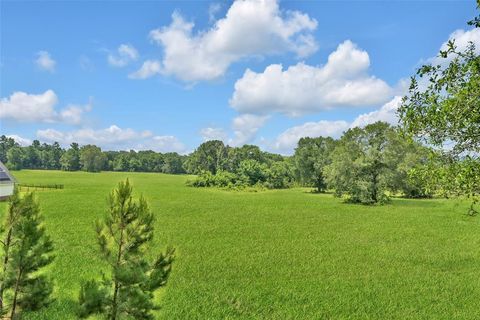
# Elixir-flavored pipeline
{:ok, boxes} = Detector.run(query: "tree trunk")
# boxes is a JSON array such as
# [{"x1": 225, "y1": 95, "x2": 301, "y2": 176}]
[
  {"x1": 0, "y1": 227, "x2": 14, "y2": 311},
  {"x1": 372, "y1": 171, "x2": 378, "y2": 203},
  {"x1": 10, "y1": 267, "x2": 23, "y2": 320},
  {"x1": 111, "y1": 218, "x2": 125, "y2": 320}
]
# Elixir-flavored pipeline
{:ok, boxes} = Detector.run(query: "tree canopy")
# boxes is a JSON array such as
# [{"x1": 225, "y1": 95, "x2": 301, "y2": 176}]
[{"x1": 399, "y1": 8, "x2": 480, "y2": 212}]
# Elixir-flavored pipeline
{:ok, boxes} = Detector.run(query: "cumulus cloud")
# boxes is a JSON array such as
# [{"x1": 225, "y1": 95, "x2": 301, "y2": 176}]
[
  {"x1": 138, "y1": 135, "x2": 186, "y2": 153},
  {"x1": 108, "y1": 44, "x2": 139, "y2": 67},
  {"x1": 129, "y1": 60, "x2": 162, "y2": 79},
  {"x1": 6, "y1": 134, "x2": 32, "y2": 146},
  {"x1": 270, "y1": 96, "x2": 402, "y2": 153},
  {"x1": 134, "y1": 0, "x2": 318, "y2": 82},
  {"x1": 59, "y1": 102, "x2": 93, "y2": 125},
  {"x1": 230, "y1": 40, "x2": 393, "y2": 116},
  {"x1": 273, "y1": 120, "x2": 349, "y2": 152},
  {"x1": 229, "y1": 114, "x2": 269, "y2": 146},
  {"x1": 0, "y1": 90, "x2": 58, "y2": 122},
  {"x1": 0, "y1": 90, "x2": 90, "y2": 124},
  {"x1": 430, "y1": 28, "x2": 480, "y2": 65},
  {"x1": 350, "y1": 96, "x2": 402, "y2": 128},
  {"x1": 35, "y1": 51, "x2": 56, "y2": 72},
  {"x1": 37, "y1": 125, "x2": 185, "y2": 153},
  {"x1": 200, "y1": 127, "x2": 227, "y2": 142},
  {"x1": 37, "y1": 125, "x2": 151, "y2": 146}
]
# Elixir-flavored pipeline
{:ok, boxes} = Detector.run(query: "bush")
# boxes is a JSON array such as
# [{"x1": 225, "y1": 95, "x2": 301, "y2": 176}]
[
  {"x1": 237, "y1": 159, "x2": 268, "y2": 186},
  {"x1": 187, "y1": 171, "x2": 216, "y2": 187},
  {"x1": 213, "y1": 170, "x2": 237, "y2": 187},
  {"x1": 265, "y1": 162, "x2": 294, "y2": 189}
]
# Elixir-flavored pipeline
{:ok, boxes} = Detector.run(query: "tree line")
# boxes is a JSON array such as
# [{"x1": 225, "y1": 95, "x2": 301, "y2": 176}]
[
  {"x1": 0, "y1": 138, "x2": 187, "y2": 174},
  {"x1": 187, "y1": 122, "x2": 432, "y2": 204},
  {"x1": 0, "y1": 121, "x2": 433, "y2": 205}
]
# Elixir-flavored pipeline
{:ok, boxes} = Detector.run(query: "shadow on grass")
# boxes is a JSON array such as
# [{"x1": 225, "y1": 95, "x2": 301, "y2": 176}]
[
  {"x1": 302, "y1": 189, "x2": 334, "y2": 195},
  {"x1": 388, "y1": 197, "x2": 443, "y2": 208},
  {"x1": 23, "y1": 297, "x2": 78, "y2": 320}
]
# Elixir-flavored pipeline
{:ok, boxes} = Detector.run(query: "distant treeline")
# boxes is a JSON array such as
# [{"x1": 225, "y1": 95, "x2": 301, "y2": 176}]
[
  {"x1": 0, "y1": 137, "x2": 187, "y2": 174},
  {"x1": 186, "y1": 122, "x2": 433, "y2": 203},
  {"x1": 0, "y1": 121, "x2": 433, "y2": 203}
]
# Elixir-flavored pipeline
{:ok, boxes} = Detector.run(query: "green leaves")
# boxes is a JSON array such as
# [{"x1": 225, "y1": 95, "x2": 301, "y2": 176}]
[
  {"x1": 399, "y1": 9, "x2": 480, "y2": 207},
  {"x1": 325, "y1": 122, "x2": 429, "y2": 204},
  {"x1": 294, "y1": 136, "x2": 337, "y2": 192},
  {"x1": 0, "y1": 188, "x2": 55, "y2": 318},
  {"x1": 78, "y1": 179, "x2": 175, "y2": 320},
  {"x1": 78, "y1": 280, "x2": 110, "y2": 318}
]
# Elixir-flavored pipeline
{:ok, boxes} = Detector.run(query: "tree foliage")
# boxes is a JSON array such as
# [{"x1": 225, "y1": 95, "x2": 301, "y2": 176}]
[
  {"x1": 60, "y1": 143, "x2": 81, "y2": 171},
  {"x1": 399, "y1": 8, "x2": 480, "y2": 211},
  {"x1": 78, "y1": 180, "x2": 174, "y2": 320},
  {"x1": 0, "y1": 189, "x2": 55, "y2": 318},
  {"x1": 325, "y1": 122, "x2": 430, "y2": 204},
  {"x1": 185, "y1": 140, "x2": 228, "y2": 174},
  {"x1": 80, "y1": 145, "x2": 107, "y2": 173},
  {"x1": 294, "y1": 137, "x2": 337, "y2": 192}
]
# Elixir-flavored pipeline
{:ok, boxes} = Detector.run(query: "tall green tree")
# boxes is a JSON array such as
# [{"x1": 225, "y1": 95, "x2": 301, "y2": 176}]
[
  {"x1": 0, "y1": 189, "x2": 55, "y2": 318},
  {"x1": 399, "y1": 7, "x2": 480, "y2": 212},
  {"x1": 186, "y1": 140, "x2": 227, "y2": 174},
  {"x1": 225, "y1": 145, "x2": 264, "y2": 172},
  {"x1": 60, "y1": 143, "x2": 81, "y2": 171},
  {"x1": 6, "y1": 147, "x2": 24, "y2": 171},
  {"x1": 0, "y1": 136, "x2": 18, "y2": 164},
  {"x1": 294, "y1": 137, "x2": 337, "y2": 192},
  {"x1": 161, "y1": 153, "x2": 185, "y2": 174},
  {"x1": 78, "y1": 180, "x2": 174, "y2": 320},
  {"x1": 80, "y1": 145, "x2": 107, "y2": 172},
  {"x1": 326, "y1": 122, "x2": 396, "y2": 204}
]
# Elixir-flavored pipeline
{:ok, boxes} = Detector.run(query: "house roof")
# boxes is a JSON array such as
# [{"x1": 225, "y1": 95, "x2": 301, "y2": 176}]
[{"x1": 0, "y1": 161, "x2": 16, "y2": 183}]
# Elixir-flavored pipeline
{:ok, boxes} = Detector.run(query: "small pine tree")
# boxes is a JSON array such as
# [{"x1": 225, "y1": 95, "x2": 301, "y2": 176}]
[
  {"x1": 0, "y1": 188, "x2": 55, "y2": 318},
  {"x1": 78, "y1": 179, "x2": 174, "y2": 320}
]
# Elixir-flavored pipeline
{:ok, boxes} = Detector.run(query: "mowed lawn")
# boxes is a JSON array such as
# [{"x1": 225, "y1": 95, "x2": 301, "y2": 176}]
[{"x1": 1, "y1": 170, "x2": 480, "y2": 319}]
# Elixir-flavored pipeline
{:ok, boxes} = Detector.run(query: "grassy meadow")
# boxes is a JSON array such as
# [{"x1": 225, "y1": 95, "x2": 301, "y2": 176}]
[{"x1": 1, "y1": 170, "x2": 480, "y2": 319}]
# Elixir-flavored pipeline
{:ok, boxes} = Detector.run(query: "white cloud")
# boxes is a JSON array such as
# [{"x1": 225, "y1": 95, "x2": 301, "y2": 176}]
[
  {"x1": 273, "y1": 120, "x2": 349, "y2": 152},
  {"x1": 136, "y1": 0, "x2": 317, "y2": 82},
  {"x1": 37, "y1": 125, "x2": 151, "y2": 146},
  {"x1": 270, "y1": 96, "x2": 403, "y2": 153},
  {"x1": 208, "y1": 3, "x2": 222, "y2": 23},
  {"x1": 430, "y1": 28, "x2": 480, "y2": 65},
  {"x1": 59, "y1": 101, "x2": 93, "y2": 125},
  {"x1": 138, "y1": 135, "x2": 186, "y2": 153},
  {"x1": 0, "y1": 90, "x2": 90, "y2": 124},
  {"x1": 350, "y1": 96, "x2": 402, "y2": 128},
  {"x1": 35, "y1": 51, "x2": 56, "y2": 72},
  {"x1": 229, "y1": 113, "x2": 269, "y2": 146},
  {"x1": 0, "y1": 90, "x2": 58, "y2": 122},
  {"x1": 6, "y1": 134, "x2": 32, "y2": 146},
  {"x1": 129, "y1": 60, "x2": 162, "y2": 79},
  {"x1": 200, "y1": 127, "x2": 227, "y2": 142},
  {"x1": 37, "y1": 125, "x2": 185, "y2": 153},
  {"x1": 108, "y1": 44, "x2": 139, "y2": 67},
  {"x1": 230, "y1": 40, "x2": 393, "y2": 116}
]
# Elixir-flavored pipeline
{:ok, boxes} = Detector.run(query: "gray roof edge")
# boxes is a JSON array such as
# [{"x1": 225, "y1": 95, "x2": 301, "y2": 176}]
[{"x1": 0, "y1": 161, "x2": 17, "y2": 183}]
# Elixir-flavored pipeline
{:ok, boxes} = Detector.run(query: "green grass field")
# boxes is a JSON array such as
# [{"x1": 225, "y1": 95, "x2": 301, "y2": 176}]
[{"x1": 1, "y1": 170, "x2": 480, "y2": 319}]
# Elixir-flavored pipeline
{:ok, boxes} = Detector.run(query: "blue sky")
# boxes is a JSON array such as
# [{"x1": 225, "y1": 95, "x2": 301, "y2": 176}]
[{"x1": 1, "y1": 0, "x2": 478, "y2": 154}]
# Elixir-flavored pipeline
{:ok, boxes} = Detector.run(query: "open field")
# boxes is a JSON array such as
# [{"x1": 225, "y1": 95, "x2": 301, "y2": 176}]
[{"x1": 1, "y1": 170, "x2": 479, "y2": 319}]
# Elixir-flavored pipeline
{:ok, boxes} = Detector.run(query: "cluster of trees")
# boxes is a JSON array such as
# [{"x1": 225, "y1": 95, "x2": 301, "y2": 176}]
[
  {"x1": 1, "y1": 126, "x2": 432, "y2": 201},
  {"x1": 0, "y1": 137, "x2": 186, "y2": 174},
  {"x1": 399, "y1": 7, "x2": 480, "y2": 214},
  {"x1": 294, "y1": 123, "x2": 431, "y2": 204},
  {"x1": 0, "y1": 181, "x2": 174, "y2": 319},
  {"x1": 186, "y1": 141, "x2": 294, "y2": 189},
  {"x1": 185, "y1": 123, "x2": 431, "y2": 201}
]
